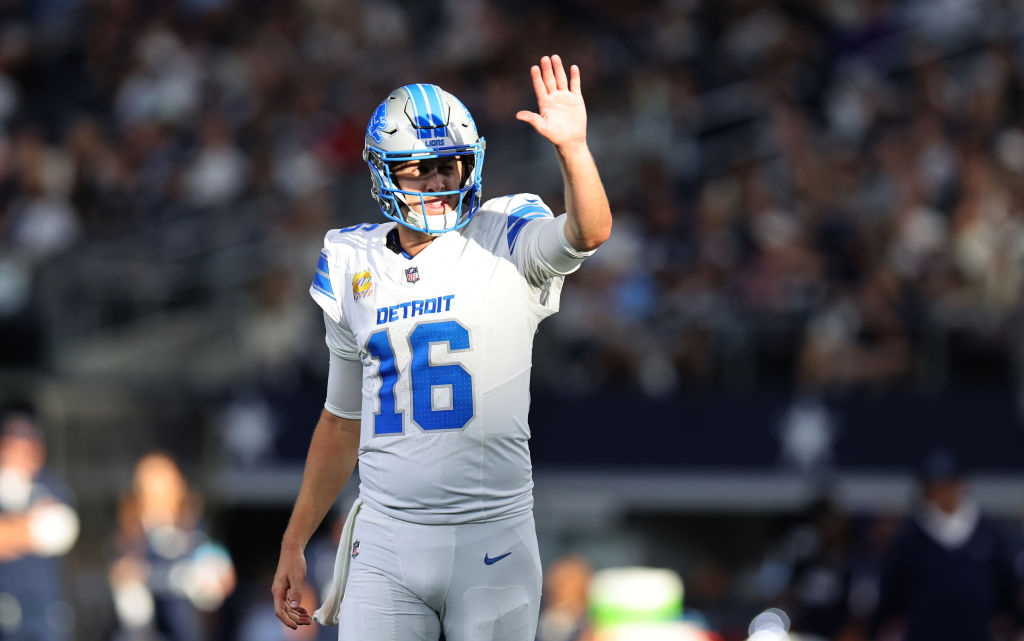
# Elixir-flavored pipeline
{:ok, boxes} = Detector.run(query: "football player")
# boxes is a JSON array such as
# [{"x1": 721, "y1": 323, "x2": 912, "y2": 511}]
[{"x1": 271, "y1": 54, "x2": 611, "y2": 641}]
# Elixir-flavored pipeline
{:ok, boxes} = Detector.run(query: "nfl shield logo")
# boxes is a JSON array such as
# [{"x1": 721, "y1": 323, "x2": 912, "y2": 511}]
[
  {"x1": 405, "y1": 267, "x2": 420, "y2": 284},
  {"x1": 351, "y1": 540, "x2": 360, "y2": 558}
]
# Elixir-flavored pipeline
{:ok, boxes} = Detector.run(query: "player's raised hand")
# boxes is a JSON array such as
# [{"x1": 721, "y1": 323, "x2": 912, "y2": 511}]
[
  {"x1": 516, "y1": 55, "x2": 587, "y2": 151},
  {"x1": 271, "y1": 546, "x2": 312, "y2": 629}
]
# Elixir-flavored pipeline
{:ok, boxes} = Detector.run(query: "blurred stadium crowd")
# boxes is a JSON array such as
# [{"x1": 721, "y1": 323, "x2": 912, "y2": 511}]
[
  {"x1": 2, "y1": 0, "x2": 1024, "y2": 640},
  {"x1": 3, "y1": 0, "x2": 1024, "y2": 393}
]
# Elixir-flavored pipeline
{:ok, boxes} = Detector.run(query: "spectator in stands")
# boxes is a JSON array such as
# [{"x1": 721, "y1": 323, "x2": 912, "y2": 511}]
[
  {"x1": 1, "y1": 0, "x2": 1023, "y2": 394},
  {"x1": 6, "y1": 127, "x2": 79, "y2": 263},
  {"x1": 868, "y1": 449, "x2": 1022, "y2": 640},
  {"x1": 798, "y1": 269, "x2": 912, "y2": 391},
  {"x1": 182, "y1": 111, "x2": 248, "y2": 208},
  {"x1": 108, "y1": 452, "x2": 235, "y2": 641},
  {"x1": 0, "y1": 408, "x2": 79, "y2": 641}
]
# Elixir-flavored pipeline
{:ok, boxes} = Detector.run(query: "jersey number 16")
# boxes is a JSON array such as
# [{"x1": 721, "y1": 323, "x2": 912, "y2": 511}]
[{"x1": 365, "y1": 320, "x2": 474, "y2": 435}]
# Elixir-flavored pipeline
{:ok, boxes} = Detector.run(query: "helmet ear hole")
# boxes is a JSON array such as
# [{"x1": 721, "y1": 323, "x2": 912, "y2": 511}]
[{"x1": 460, "y1": 157, "x2": 477, "y2": 188}]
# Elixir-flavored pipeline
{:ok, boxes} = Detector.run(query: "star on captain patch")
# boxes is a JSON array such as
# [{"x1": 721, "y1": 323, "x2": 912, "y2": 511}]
[{"x1": 405, "y1": 266, "x2": 420, "y2": 284}]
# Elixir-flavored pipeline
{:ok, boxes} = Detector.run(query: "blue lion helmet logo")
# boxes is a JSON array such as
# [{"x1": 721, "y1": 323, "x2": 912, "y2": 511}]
[{"x1": 367, "y1": 103, "x2": 388, "y2": 144}]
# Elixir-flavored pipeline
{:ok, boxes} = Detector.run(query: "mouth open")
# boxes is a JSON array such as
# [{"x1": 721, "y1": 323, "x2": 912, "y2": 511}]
[{"x1": 422, "y1": 197, "x2": 454, "y2": 214}]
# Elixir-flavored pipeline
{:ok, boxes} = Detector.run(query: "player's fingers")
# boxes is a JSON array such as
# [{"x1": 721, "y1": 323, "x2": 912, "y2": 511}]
[
  {"x1": 570, "y1": 64, "x2": 581, "y2": 95},
  {"x1": 540, "y1": 56, "x2": 557, "y2": 93},
  {"x1": 515, "y1": 110, "x2": 542, "y2": 129},
  {"x1": 552, "y1": 55, "x2": 568, "y2": 91},
  {"x1": 276, "y1": 606, "x2": 299, "y2": 629},
  {"x1": 529, "y1": 65, "x2": 546, "y2": 101},
  {"x1": 274, "y1": 598, "x2": 311, "y2": 628},
  {"x1": 283, "y1": 608, "x2": 311, "y2": 628},
  {"x1": 272, "y1": 578, "x2": 298, "y2": 628}
]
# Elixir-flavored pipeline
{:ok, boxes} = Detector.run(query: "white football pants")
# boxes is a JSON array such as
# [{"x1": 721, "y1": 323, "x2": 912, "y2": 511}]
[{"x1": 337, "y1": 504, "x2": 542, "y2": 641}]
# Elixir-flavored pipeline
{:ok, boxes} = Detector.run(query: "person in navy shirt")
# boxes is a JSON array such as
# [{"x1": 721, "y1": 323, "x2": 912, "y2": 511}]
[
  {"x1": 868, "y1": 450, "x2": 1022, "y2": 641},
  {"x1": 0, "y1": 408, "x2": 79, "y2": 641}
]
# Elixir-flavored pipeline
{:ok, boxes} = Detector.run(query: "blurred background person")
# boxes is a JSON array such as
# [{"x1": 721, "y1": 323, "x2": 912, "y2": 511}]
[
  {"x1": 867, "y1": 449, "x2": 1022, "y2": 641},
  {"x1": 107, "y1": 452, "x2": 235, "y2": 641},
  {"x1": 770, "y1": 499, "x2": 857, "y2": 640},
  {"x1": 537, "y1": 554, "x2": 593, "y2": 641},
  {"x1": 0, "y1": 407, "x2": 79, "y2": 641}
]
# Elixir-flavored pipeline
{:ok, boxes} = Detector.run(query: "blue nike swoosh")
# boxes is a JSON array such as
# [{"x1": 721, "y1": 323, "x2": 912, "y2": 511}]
[{"x1": 484, "y1": 552, "x2": 511, "y2": 565}]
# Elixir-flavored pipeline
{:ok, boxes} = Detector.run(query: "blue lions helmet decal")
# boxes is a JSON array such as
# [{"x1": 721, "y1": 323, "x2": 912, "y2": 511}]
[
  {"x1": 363, "y1": 84, "x2": 486, "y2": 235},
  {"x1": 367, "y1": 102, "x2": 389, "y2": 144}
]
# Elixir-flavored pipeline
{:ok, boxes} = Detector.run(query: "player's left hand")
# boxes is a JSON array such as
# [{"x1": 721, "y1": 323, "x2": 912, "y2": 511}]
[
  {"x1": 516, "y1": 55, "x2": 587, "y2": 151},
  {"x1": 272, "y1": 546, "x2": 312, "y2": 629}
]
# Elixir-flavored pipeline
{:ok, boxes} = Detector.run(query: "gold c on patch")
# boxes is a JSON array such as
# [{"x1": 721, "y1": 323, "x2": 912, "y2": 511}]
[{"x1": 352, "y1": 270, "x2": 373, "y2": 302}]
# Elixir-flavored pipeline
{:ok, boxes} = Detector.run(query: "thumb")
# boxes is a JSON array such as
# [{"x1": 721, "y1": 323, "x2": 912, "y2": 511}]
[
  {"x1": 286, "y1": 581, "x2": 302, "y2": 607},
  {"x1": 516, "y1": 111, "x2": 542, "y2": 128}
]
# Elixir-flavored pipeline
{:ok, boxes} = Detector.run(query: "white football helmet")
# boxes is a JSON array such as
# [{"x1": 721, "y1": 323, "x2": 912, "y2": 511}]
[{"x1": 363, "y1": 84, "x2": 486, "y2": 235}]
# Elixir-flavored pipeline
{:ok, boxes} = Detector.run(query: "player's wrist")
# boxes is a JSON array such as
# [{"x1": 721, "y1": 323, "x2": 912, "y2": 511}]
[
  {"x1": 280, "y1": 533, "x2": 308, "y2": 553},
  {"x1": 554, "y1": 139, "x2": 590, "y2": 160}
]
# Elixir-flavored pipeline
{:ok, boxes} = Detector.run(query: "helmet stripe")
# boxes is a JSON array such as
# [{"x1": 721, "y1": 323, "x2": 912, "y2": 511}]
[
  {"x1": 426, "y1": 85, "x2": 447, "y2": 125},
  {"x1": 413, "y1": 84, "x2": 432, "y2": 125},
  {"x1": 403, "y1": 85, "x2": 427, "y2": 127},
  {"x1": 414, "y1": 83, "x2": 443, "y2": 126}
]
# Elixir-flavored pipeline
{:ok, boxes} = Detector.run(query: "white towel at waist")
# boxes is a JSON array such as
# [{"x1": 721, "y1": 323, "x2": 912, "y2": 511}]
[{"x1": 312, "y1": 497, "x2": 362, "y2": 626}]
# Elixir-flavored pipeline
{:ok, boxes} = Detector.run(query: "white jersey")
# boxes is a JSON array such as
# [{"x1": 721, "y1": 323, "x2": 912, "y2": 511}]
[{"x1": 310, "y1": 194, "x2": 584, "y2": 524}]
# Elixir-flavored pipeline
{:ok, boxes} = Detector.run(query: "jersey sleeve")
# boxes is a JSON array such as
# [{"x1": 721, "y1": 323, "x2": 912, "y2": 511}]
[
  {"x1": 503, "y1": 193, "x2": 597, "y2": 287},
  {"x1": 310, "y1": 243, "x2": 343, "y2": 324},
  {"x1": 324, "y1": 310, "x2": 360, "y2": 361},
  {"x1": 324, "y1": 312, "x2": 362, "y2": 419},
  {"x1": 310, "y1": 237, "x2": 361, "y2": 359}
]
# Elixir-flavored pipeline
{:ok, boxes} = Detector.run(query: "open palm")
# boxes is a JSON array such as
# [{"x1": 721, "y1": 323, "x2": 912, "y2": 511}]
[{"x1": 516, "y1": 55, "x2": 587, "y2": 149}]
